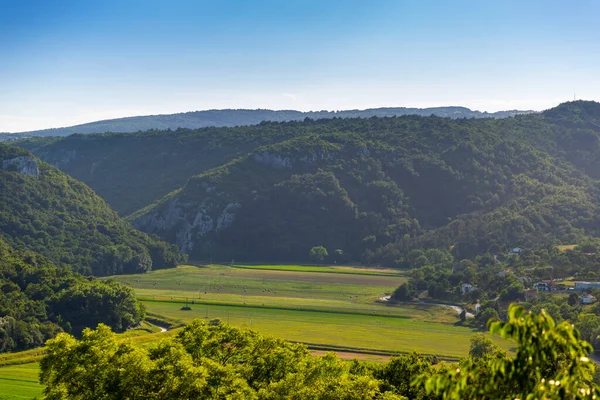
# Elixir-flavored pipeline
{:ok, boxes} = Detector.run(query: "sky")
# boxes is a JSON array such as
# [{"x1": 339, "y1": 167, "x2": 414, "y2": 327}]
[{"x1": 1, "y1": 0, "x2": 599, "y2": 132}]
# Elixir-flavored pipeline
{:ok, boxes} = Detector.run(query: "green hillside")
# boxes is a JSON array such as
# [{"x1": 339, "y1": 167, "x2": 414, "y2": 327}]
[
  {"x1": 13, "y1": 124, "x2": 301, "y2": 215},
  {"x1": 13, "y1": 101, "x2": 600, "y2": 265},
  {"x1": 129, "y1": 102, "x2": 600, "y2": 264},
  {"x1": 0, "y1": 143, "x2": 183, "y2": 276},
  {"x1": 12, "y1": 108, "x2": 533, "y2": 216}
]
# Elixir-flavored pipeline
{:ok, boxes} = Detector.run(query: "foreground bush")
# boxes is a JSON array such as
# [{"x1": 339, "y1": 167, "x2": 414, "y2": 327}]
[
  {"x1": 39, "y1": 306, "x2": 600, "y2": 399},
  {"x1": 421, "y1": 305, "x2": 600, "y2": 399},
  {"x1": 39, "y1": 320, "x2": 404, "y2": 399}
]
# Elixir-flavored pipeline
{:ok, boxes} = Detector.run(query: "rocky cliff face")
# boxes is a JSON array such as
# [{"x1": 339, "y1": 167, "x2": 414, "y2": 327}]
[
  {"x1": 133, "y1": 196, "x2": 240, "y2": 254},
  {"x1": 1, "y1": 156, "x2": 39, "y2": 176}
]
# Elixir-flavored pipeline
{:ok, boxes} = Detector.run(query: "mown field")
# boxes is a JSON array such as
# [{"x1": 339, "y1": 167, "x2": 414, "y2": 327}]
[
  {"x1": 0, "y1": 264, "x2": 509, "y2": 399},
  {"x1": 0, "y1": 363, "x2": 41, "y2": 400},
  {"x1": 106, "y1": 264, "x2": 499, "y2": 357},
  {"x1": 142, "y1": 300, "x2": 481, "y2": 356}
]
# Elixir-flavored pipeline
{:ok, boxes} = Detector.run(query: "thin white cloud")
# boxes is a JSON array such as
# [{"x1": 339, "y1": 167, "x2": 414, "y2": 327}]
[{"x1": 281, "y1": 93, "x2": 298, "y2": 101}]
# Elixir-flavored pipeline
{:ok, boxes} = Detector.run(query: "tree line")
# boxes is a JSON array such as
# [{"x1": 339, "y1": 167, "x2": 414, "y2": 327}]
[
  {"x1": 0, "y1": 238, "x2": 144, "y2": 352},
  {"x1": 39, "y1": 306, "x2": 600, "y2": 399}
]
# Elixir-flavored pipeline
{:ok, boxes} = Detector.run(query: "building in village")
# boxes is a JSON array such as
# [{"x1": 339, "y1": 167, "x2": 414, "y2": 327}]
[{"x1": 574, "y1": 282, "x2": 600, "y2": 292}]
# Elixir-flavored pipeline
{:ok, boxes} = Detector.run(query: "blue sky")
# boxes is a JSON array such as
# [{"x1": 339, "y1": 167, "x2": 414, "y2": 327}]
[{"x1": 1, "y1": 0, "x2": 599, "y2": 132}]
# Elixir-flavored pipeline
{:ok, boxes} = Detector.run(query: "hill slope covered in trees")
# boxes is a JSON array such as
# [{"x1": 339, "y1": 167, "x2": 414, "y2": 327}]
[
  {"x1": 129, "y1": 102, "x2": 600, "y2": 264},
  {"x1": 0, "y1": 143, "x2": 183, "y2": 275},
  {"x1": 14, "y1": 101, "x2": 600, "y2": 265}
]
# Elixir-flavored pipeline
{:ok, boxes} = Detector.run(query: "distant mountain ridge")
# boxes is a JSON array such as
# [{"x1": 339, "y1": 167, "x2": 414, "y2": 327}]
[{"x1": 0, "y1": 106, "x2": 535, "y2": 139}]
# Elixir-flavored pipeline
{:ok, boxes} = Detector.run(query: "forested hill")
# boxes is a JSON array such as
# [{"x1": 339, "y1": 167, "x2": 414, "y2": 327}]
[
  {"x1": 0, "y1": 143, "x2": 183, "y2": 276},
  {"x1": 14, "y1": 101, "x2": 600, "y2": 265},
  {"x1": 1, "y1": 106, "x2": 533, "y2": 139},
  {"x1": 0, "y1": 237, "x2": 145, "y2": 352},
  {"x1": 130, "y1": 101, "x2": 600, "y2": 264}
]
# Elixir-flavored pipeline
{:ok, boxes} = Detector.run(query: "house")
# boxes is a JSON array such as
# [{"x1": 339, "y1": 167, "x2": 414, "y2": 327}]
[
  {"x1": 507, "y1": 247, "x2": 522, "y2": 255},
  {"x1": 461, "y1": 283, "x2": 475, "y2": 294},
  {"x1": 533, "y1": 281, "x2": 553, "y2": 292},
  {"x1": 581, "y1": 294, "x2": 596, "y2": 304},
  {"x1": 574, "y1": 282, "x2": 600, "y2": 292},
  {"x1": 517, "y1": 276, "x2": 532, "y2": 284},
  {"x1": 524, "y1": 289, "x2": 539, "y2": 301},
  {"x1": 497, "y1": 268, "x2": 512, "y2": 278}
]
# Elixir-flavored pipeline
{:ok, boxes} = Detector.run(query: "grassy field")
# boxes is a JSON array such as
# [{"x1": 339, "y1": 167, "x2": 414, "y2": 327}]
[
  {"x1": 142, "y1": 300, "x2": 488, "y2": 358},
  {"x1": 0, "y1": 264, "x2": 509, "y2": 399},
  {"x1": 110, "y1": 264, "x2": 406, "y2": 302},
  {"x1": 231, "y1": 264, "x2": 405, "y2": 276},
  {"x1": 557, "y1": 244, "x2": 578, "y2": 252},
  {"x1": 106, "y1": 264, "x2": 509, "y2": 358},
  {"x1": 0, "y1": 363, "x2": 42, "y2": 400}
]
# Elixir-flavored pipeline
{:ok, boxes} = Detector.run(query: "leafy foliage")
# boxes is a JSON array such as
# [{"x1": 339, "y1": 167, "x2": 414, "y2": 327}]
[
  {"x1": 39, "y1": 320, "x2": 408, "y2": 399},
  {"x1": 124, "y1": 102, "x2": 600, "y2": 264},
  {"x1": 10, "y1": 101, "x2": 600, "y2": 266},
  {"x1": 421, "y1": 305, "x2": 599, "y2": 399},
  {"x1": 309, "y1": 245, "x2": 328, "y2": 263},
  {"x1": 0, "y1": 143, "x2": 183, "y2": 275},
  {"x1": 0, "y1": 238, "x2": 143, "y2": 352},
  {"x1": 38, "y1": 307, "x2": 600, "y2": 399}
]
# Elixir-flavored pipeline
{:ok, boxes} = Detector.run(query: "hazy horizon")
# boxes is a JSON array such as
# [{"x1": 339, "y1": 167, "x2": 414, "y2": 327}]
[
  {"x1": 2, "y1": 0, "x2": 599, "y2": 132},
  {"x1": 3, "y1": 103, "x2": 542, "y2": 134}
]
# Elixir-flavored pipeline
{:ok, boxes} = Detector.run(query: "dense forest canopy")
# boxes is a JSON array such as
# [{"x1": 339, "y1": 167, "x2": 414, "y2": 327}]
[
  {"x1": 0, "y1": 143, "x2": 183, "y2": 276},
  {"x1": 12, "y1": 101, "x2": 600, "y2": 265},
  {"x1": 0, "y1": 237, "x2": 143, "y2": 353},
  {"x1": 128, "y1": 101, "x2": 600, "y2": 264}
]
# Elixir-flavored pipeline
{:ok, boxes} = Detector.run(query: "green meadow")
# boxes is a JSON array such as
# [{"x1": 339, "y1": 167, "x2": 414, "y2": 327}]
[
  {"x1": 0, "y1": 363, "x2": 42, "y2": 400},
  {"x1": 142, "y1": 300, "x2": 480, "y2": 357},
  {"x1": 0, "y1": 264, "x2": 511, "y2": 399},
  {"x1": 231, "y1": 264, "x2": 405, "y2": 276},
  {"x1": 107, "y1": 264, "x2": 500, "y2": 358}
]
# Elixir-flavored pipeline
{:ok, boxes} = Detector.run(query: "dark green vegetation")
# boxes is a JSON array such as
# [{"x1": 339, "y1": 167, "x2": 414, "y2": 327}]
[
  {"x1": 423, "y1": 305, "x2": 599, "y2": 399},
  {"x1": 392, "y1": 243, "x2": 600, "y2": 352},
  {"x1": 0, "y1": 143, "x2": 183, "y2": 275},
  {"x1": 34, "y1": 306, "x2": 600, "y2": 399},
  {"x1": 15, "y1": 102, "x2": 596, "y2": 263},
  {"x1": 0, "y1": 237, "x2": 143, "y2": 353},
  {"x1": 124, "y1": 101, "x2": 600, "y2": 264},
  {"x1": 12, "y1": 107, "x2": 537, "y2": 217},
  {"x1": 1, "y1": 106, "x2": 531, "y2": 140}
]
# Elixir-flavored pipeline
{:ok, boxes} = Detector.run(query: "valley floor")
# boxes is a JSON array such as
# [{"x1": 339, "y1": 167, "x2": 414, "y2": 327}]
[{"x1": 0, "y1": 264, "x2": 512, "y2": 399}]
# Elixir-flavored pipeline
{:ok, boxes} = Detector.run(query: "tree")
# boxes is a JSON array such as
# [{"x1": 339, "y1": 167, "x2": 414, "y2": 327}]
[
  {"x1": 391, "y1": 283, "x2": 414, "y2": 302},
  {"x1": 377, "y1": 352, "x2": 437, "y2": 399},
  {"x1": 420, "y1": 305, "x2": 600, "y2": 399},
  {"x1": 569, "y1": 292, "x2": 580, "y2": 306},
  {"x1": 39, "y1": 320, "x2": 404, "y2": 399},
  {"x1": 474, "y1": 307, "x2": 499, "y2": 329},
  {"x1": 468, "y1": 333, "x2": 503, "y2": 359},
  {"x1": 309, "y1": 246, "x2": 328, "y2": 263}
]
